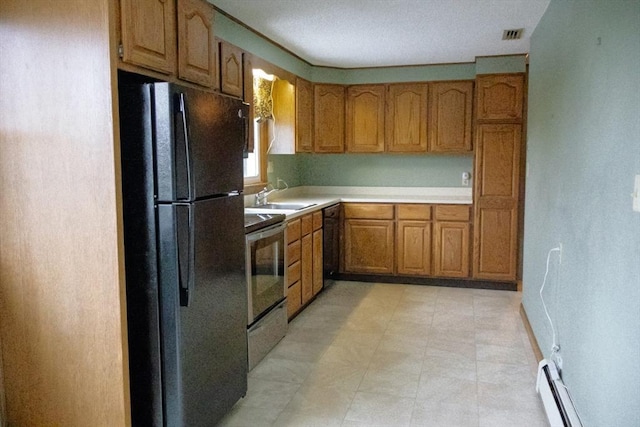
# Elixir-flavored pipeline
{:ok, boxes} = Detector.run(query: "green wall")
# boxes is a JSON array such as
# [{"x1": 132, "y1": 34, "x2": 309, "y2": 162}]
[
  {"x1": 297, "y1": 154, "x2": 472, "y2": 187},
  {"x1": 522, "y1": 1, "x2": 640, "y2": 426}
]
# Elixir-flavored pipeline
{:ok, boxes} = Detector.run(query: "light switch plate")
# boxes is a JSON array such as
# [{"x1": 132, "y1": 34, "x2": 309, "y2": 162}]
[{"x1": 633, "y1": 175, "x2": 640, "y2": 213}]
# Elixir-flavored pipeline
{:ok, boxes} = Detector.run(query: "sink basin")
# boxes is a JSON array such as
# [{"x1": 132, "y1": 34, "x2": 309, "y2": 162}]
[{"x1": 251, "y1": 203, "x2": 316, "y2": 211}]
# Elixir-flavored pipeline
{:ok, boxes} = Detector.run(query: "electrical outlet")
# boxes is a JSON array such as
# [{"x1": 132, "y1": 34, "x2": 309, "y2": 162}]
[
  {"x1": 462, "y1": 172, "x2": 471, "y2": 186},
  {"x1": 556, "y1": 355, "x2": 563, "y2": 371}
]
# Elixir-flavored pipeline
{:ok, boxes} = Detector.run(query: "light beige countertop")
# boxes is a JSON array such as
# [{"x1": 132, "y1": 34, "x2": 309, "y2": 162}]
[{"x1": 245, "y1": 186, "x2": 472, "y2": 220}]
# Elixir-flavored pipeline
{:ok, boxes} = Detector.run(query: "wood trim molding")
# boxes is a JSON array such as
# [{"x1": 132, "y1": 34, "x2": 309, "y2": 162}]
[{"x1": 520, "y1": 303, "x2": 543, "y2": 362}]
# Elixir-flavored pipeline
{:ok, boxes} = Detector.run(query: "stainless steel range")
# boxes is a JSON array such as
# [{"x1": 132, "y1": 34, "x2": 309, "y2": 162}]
[{"x1": 244, "y1": 213, "x2": 288, "y2": 370}]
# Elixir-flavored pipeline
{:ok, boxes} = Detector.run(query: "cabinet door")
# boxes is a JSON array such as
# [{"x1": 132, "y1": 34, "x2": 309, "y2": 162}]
[
  {"x1": 296, "y1": 78, "x2": 314, "y2": 153},
  {"x1": 429, "y1": 81, "x2": 473, "y2": 152},
  {"x1": 314, "y1": 84, "x2": 345, "y2": 153},
  {"x1": 219, "y1": 41, "x2": 243, "y2": 97},
  {"x1": 344, "y1": 219, "x2": 394, "y2": 274},
  {"x1": 476, "y1": 74, "x2": 524, "y2": 121},
  {"x1": 177, "y1": 0, "x2": 216, "y2": 88},
  {"x1": 346, "y1": 85, "x2": 385, "y2": 153},
  {"x1": 434, "y1": 221, "x2": 469, "y2": 278},
  {"x1": 397, "y1": 220, "x2": 431, "y2": 276},
  {"x1": 243, "y1": 55, "x2": 255, "y2": 152},
  {"x1": 386, "y1": 83, "x2": 428, "y2": 153},
  {"x1": 473, "y1": 124, "x2": 521, "y2": 280},
  {"x1": 287, "y1": 281, "x2": 302, "y2": 319},
  {"x1": 301, "y1": 234, "x2": 313, "y2": 304},
  {"x1": 120, "y1": 0, "x2": 176, "y2": 74},
  {"x1": 312, "y1": 229, "x2": 323, "y2": 296}
]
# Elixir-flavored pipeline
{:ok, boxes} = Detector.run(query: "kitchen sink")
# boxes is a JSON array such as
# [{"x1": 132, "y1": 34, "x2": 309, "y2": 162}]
[{"x1": 251, "y1": 203, "x2": 316, "y2": 210}]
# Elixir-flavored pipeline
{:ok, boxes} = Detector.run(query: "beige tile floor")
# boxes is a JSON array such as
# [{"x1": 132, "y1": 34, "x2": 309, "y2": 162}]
[{"x1": 219, "y1": 280, "x2": 547, "y2": 427}]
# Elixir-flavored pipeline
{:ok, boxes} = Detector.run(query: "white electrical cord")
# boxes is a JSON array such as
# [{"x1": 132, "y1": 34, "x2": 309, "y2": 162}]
[
  {"x1": 540, "y1": 246, "x2": 586, "y2": 426},
  {"x1": 540, "y1": 246, "x2": 562, "y2": 359}
]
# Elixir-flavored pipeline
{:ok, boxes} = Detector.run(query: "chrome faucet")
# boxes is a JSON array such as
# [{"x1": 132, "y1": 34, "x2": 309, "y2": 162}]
[{"x1": 254, "y1": 186, "x2": 277, "y2": 206}]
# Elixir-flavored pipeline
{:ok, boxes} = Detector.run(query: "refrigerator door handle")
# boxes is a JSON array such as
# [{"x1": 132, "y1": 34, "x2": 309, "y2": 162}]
[
  {"x1": 240, "y1": 104, "x2": 250, "y2": 154},
  {"x1": 176, "y1": 203, "x2": 195, "y2": 307},
  {"x1": 178, "y1": 92, "x2": 194, "y2": 201}
]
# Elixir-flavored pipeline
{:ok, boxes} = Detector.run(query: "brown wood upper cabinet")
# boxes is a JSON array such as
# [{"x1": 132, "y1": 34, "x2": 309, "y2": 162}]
[
  {"x1": 476, "y1": 74, "x2": 524, "y2": 121},
  {"x1": 346, "y1": 85, "x2": 386, "y2": 153},
  {"x1": 314, "y1": 84, "x2": 345, "y2": 153},
  {"x1": 176, "y1": 0, "x2": 216, "y2": 88},
  {"x1": 120, "y1": 0, "x2": 177, "y2": 74},
  {"x1": 296, "y1": 78, "x2": 314, "y2": 153},
  {"x1": 119, "y1": 0, "x2": 217, "y2": 88},
  {"x1": 220, "y1": 41, "x2": 243, "y2": 97},
  {"x1": 386, "y1": 83, "x2": 429, "y2": 153},
  {"x1": 270, "y1": 79, "x2": 296, "y2": 154},
  {"x1": 429, "y1": 81, "x2": 473, "y2": 152}
]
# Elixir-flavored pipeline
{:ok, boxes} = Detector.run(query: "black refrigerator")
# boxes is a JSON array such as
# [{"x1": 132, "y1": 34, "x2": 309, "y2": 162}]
[{"x1": 118, "y1": 79, "x2": 249, "y2": 426}]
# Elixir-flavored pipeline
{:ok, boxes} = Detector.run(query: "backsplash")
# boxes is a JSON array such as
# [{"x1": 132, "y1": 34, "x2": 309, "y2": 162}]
[{"x1": 268, "y1": 153, "x2": 473, "y2": 188}]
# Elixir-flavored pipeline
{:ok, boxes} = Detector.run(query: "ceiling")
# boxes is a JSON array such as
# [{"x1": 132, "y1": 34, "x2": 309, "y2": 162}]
[{"x1": 210, "y1": 0, "x2": 551, "y2": 68}]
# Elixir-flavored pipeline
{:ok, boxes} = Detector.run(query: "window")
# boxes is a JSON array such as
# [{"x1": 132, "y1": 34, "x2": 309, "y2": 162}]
[
  {"x1": 243, "y1": 121, "x2": 261, "y2": 181},
  {"x1": 243, "y1": 69, "x2": 274, "y2": 193}
]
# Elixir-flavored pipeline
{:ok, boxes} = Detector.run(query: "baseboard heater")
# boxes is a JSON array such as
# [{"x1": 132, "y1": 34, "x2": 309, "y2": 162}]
[{"x1": 536, "y1": 359, "x2": 582, "y2": 427}]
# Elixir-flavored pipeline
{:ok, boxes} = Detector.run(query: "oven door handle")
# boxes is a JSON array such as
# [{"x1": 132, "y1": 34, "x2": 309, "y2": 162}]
[{"x1": 246, "y1": 222, "x2": 286, "y2": 243}]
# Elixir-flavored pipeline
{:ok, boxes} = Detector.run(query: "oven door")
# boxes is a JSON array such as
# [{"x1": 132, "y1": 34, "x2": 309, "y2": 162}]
[{"x1": 245, "y1": 222, "x2": 286, "y2": 325}]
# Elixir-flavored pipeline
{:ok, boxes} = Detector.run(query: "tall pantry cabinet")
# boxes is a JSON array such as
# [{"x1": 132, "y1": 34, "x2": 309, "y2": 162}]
[{"x1": 473, "y1": 74, "x2": 525, "y2": 281}]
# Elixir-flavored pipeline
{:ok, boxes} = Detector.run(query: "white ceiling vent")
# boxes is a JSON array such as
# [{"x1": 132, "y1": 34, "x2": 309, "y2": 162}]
[{"x1": 502, "y1": 28, "x2": 524, "y2": 40}]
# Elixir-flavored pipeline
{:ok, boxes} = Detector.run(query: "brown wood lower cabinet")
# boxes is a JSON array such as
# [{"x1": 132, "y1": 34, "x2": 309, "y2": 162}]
[
  {"x1": 342, "y1": 202, "x2": 471, "y2": 279},
  {"x1": 433, "y1": 205, "x2": 471, "y2": 278},
  {"x1": 285, "y1": 211, "x2": 323, "y2": 320},
  {"x1": 342, "y1": 204, "x2": 395, "y2": 274},
  {"x1": 286, "y1": 218, "x2": 302, "y2": 318},
  {"x1": 433, "y1": 221, "x2": 469, "y2": 277},
  {"x1": 344, "y1": 219, "x2": 395, "y2": 274},
  {"x1": 301, "y1": 233, "x2": 313, "y2": 303},
  {"x1": 396, "y1": 204, "x2": 432, "y2": 276},
  {"x1": 397, "y1": 220, "x2": 432, "y2": 276}
]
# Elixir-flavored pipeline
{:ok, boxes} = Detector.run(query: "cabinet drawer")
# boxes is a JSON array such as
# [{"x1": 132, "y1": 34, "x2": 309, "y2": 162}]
[
  {"x1": 287, "y1": 281, "x2": 302, "y2": 319},
  {"x1": 344, "y1": 203, "x2": 394, "y2": 219},
  {"x1": 396, "y1": 204, "x2": 431, "y2": 220},
  {"x1": 287, "y1": 260, "x2": 301, "y2": 286},
  {"x1": 287, "y1": 219, "x2": 301, "y2": 243},
  {"x1": 287, "y1": 240, "x2": 301, "y2": 265},
  {"x1": 301, "y1": 214, "x2": 313, "y2": 236},
  {"x1": 435, "y1": 205, "x2": 470, "y2": 221},
  {"x1": 312, "y1": 211, "x2": 323, "y2": 230}
]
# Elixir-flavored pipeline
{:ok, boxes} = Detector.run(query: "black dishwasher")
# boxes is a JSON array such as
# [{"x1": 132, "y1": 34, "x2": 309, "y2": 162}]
[{"x1": 323, "y1": 204, "x2": 341, "y2": 278}]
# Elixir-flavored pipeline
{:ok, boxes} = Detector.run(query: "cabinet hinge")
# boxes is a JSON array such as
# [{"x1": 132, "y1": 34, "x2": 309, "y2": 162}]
[{"x1": 118, "y1": 44, "x2": 124, "y2": 59}]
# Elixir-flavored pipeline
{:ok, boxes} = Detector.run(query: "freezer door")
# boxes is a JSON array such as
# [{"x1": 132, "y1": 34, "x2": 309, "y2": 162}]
[
  {"x1": 157, "y1": 194, "x2": 247, "y2": 426},
  {"x1": 153, "y1": 83, "x2": 248, "y2": 202}
]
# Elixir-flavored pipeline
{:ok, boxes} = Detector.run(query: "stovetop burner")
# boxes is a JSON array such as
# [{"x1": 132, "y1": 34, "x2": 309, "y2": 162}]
[{"x1": 244, "y1": 213, "x2": 286, "y2": 234}]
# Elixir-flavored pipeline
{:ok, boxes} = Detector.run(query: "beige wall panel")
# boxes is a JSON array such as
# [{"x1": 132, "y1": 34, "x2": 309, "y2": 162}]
[{"x1": 0, "y1": 0, "x2": 129, "y2": 425}]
